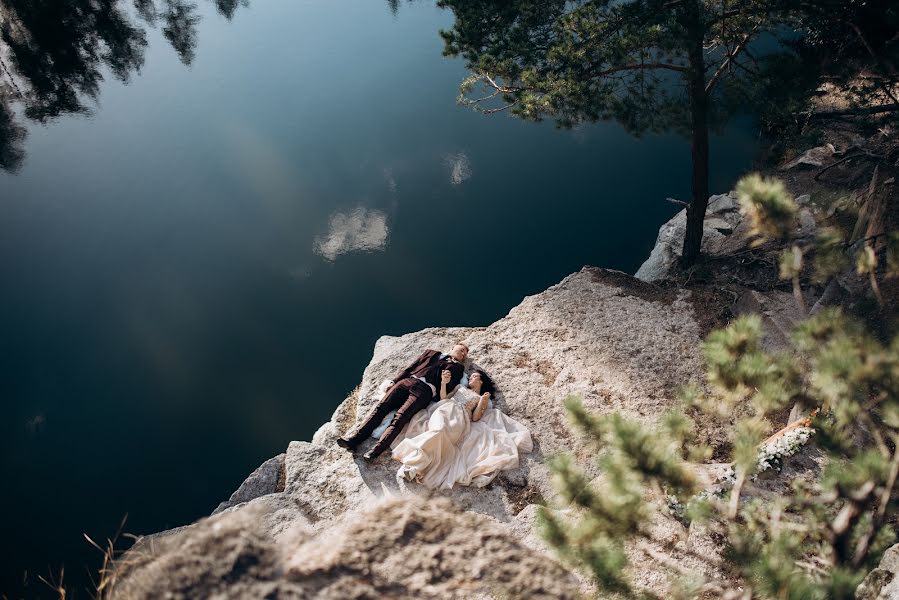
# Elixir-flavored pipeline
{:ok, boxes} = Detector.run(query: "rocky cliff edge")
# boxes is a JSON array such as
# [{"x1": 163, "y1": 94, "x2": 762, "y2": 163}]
[{"x1": 110, "y1": 267, "x2": 734, "y2": 599}]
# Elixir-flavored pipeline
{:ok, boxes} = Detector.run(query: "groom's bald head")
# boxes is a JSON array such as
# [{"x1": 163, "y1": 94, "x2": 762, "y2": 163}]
[{"x1": 449, "y1": 342, "x2": 469, "y2": 361}]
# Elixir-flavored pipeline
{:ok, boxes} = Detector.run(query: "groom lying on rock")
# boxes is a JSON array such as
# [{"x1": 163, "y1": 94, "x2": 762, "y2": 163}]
[{"x1": 336, "y1": 342, "x2": 468, "y2": 461}]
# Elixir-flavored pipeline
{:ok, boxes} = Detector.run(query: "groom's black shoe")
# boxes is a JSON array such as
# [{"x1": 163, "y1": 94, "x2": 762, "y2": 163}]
[{"x1": 336, "y1": 437, "x2": 356, "y2": 452}]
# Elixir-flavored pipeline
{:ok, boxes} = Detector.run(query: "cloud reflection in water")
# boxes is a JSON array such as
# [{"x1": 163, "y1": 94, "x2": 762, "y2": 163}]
[
  {"x1": 314, "y1": 207, "x2": 389, "y2": 262},
  {"x1": 444, "y1": 151, "x2": 472, "y2": 185}
]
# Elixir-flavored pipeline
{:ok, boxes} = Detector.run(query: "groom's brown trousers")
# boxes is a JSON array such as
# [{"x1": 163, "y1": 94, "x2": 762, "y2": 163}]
[{"x1": 344, "y1": 378, "x2": 434, "y2": 457}]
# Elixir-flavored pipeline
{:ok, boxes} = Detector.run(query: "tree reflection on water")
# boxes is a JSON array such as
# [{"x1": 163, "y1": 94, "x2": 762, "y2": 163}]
[{"x1": 0, "y1": 0, "x2": 248, "y2": 172}]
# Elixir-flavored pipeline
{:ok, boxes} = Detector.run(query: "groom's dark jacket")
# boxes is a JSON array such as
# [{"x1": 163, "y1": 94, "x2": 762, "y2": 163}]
[{"x1": 391, "y1": 349, "x2": 464, "y2": 399}]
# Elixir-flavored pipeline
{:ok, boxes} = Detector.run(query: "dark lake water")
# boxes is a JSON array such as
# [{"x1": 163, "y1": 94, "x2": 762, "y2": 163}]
[{"x1": 0, "y1": 0, "x2": 760, "y2": 596}]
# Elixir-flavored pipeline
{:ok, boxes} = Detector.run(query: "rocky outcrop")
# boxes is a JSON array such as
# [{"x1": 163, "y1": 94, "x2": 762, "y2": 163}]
[
  {"x1": 635, "y1": 190, "x2": 819, "y2": 283},
  {"x1": 110, "y1": 495, "x2": 579, "y2": 599},
  {"x1": 635, "y1": 188, "x2": 830, "y2": 372},
  {"x1": 289, "y1": 268, "x2": 721, "y2": 526},
  {"x1": 111, "y1": 267, "x2": 733, "y2": 598},
  {"x1": 856, "y1": 544, "x2": 899, "y2": 600},
  {"x1": 779, "y1": 144, "x2": 836, "y2": 171},
  {"x1": 732, "y1": 289, "x2": 807, "y2": 351},
  {"x1": 636, "y1": 192, "x2": 751, "y2": 281},
  {"x1": 212, "y1": 453, "x2": 286, "y2": 515}
]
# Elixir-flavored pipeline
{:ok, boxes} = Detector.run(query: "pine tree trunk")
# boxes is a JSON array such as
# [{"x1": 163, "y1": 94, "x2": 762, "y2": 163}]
[{"x1": 681, "y1": 13, "x2": 710, "y2": 267}]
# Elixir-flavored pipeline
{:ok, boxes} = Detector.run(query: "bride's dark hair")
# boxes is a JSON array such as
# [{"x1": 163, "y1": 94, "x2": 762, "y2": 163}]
[{"x1": 475, "y1": 370, "x2": 496, "y2": 397}]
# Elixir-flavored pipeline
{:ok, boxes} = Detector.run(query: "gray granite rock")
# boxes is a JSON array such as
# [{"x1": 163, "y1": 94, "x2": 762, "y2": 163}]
[
  {"x1": 797, "y1": 207, "x2": 818, "y2": 238},
  {"x1": 779, "y1": 144, "x2": 836, "y2": 170},
  {"x1": 635, "y1": 191, "x2": 748, "y2": 282},
  {"x1": 213, "y1": 453, "x2": 286, "y2": 515},
  {"x1": 111, "y1": 494, "x2": 580, "y2": 599},
  {"x1": 732, "y1": 289, "x2": 807, "y2": 351},
  {"x1": 708, "y1": 193, "x2": 739, "y2": 213},
  {"x1": 293, "y1": 268, "x2": 717, "y2": 528},
  {"x1": 635, "y1": 186, "x2": 822, "y2": 283},
  {"x1": 705, "y1": 216, "x2": 735, "y2": 234},
  {"x1": 857, "y1": 544, "x2": 899, "y2": 599}
]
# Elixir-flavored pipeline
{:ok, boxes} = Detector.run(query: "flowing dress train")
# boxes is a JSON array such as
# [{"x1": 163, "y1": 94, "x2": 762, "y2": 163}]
[
  {"x1": 457, "y1": 390, "x2": 533, "y2": 487},
  {"x1": 391, "y1": 386, "x2": 532, "y2": 490},
  {"x1": 391, "y1": 393, "x2": 471, "y2": 489}
]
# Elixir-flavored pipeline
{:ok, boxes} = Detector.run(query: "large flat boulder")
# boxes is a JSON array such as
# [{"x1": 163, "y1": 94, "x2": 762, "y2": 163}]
[{"x1": 291, "y1": 267, "x2": 716, "y2": 527}]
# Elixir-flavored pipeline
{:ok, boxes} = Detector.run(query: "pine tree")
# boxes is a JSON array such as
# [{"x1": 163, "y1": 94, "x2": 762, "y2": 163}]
[
  {"x1": 438, "y1": 0, "x2": 807, "y2": 266},
  {"x1": 540, "y1": 175, "x2": 899, "y2": 598}
]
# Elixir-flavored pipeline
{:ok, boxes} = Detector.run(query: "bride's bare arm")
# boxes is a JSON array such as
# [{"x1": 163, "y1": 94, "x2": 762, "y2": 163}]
[
  {"x1": 440, "y1": 369, "x2": 451, "y2": 400},
  {"x1": 472, "y1": 393, "x2": 490, "y2": 422}
]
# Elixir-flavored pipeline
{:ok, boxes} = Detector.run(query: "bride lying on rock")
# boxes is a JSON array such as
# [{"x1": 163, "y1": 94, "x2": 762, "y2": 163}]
[{"x1": 389, "y1": 369, "x2": 532, "y2": 490}]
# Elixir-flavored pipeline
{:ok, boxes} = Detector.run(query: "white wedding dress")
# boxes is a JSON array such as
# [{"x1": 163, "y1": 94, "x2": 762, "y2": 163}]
[{"x1": 391, "y1": 386, "x2": 533, "y2": 490}]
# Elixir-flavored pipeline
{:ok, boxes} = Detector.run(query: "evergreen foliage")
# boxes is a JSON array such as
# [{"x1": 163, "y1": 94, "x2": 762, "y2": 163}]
[
  {"x1": 812, "y1": 227, "x2": 850, "y2": 285},
  {"x1": 0, "y1": 0, "x2": 245, "y2": 172},
  {"x1": 437, "y1": 0, "x2": 814, "y2": 265},
  {"x1": 437, "y1": 1, "x2": 898, "y2": 264},
  {"x1": 736, "y1": 174, "x2": 798, "y2": 246},
  {"x1": 737, "y1": 172, "x2": 899, "y2": 307},
  {"x1": 541, "y1": 176, "x2": 899, "y2": 598}
]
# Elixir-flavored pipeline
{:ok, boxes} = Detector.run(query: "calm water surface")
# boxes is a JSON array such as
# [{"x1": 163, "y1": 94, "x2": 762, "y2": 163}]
[{"x1": 0, "y1": 0, "x2": 759, "y2": 595}]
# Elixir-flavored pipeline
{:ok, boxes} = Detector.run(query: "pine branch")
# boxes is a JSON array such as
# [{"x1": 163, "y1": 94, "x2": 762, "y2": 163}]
[
  {"x1": 705, "y1": 23, "x2": 760, "y2": 95},
  {"x1": 480, "y1": 102, "x2": 518, "y2": 115},
  {"x1": 589, "y1": 62, "x2": 690, "y2": 78}
]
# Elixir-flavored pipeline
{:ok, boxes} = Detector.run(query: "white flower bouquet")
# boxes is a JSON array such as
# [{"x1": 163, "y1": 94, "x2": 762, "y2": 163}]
[{"x1": 666, "y1": 425, "x2": 815, "y2": 522}]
